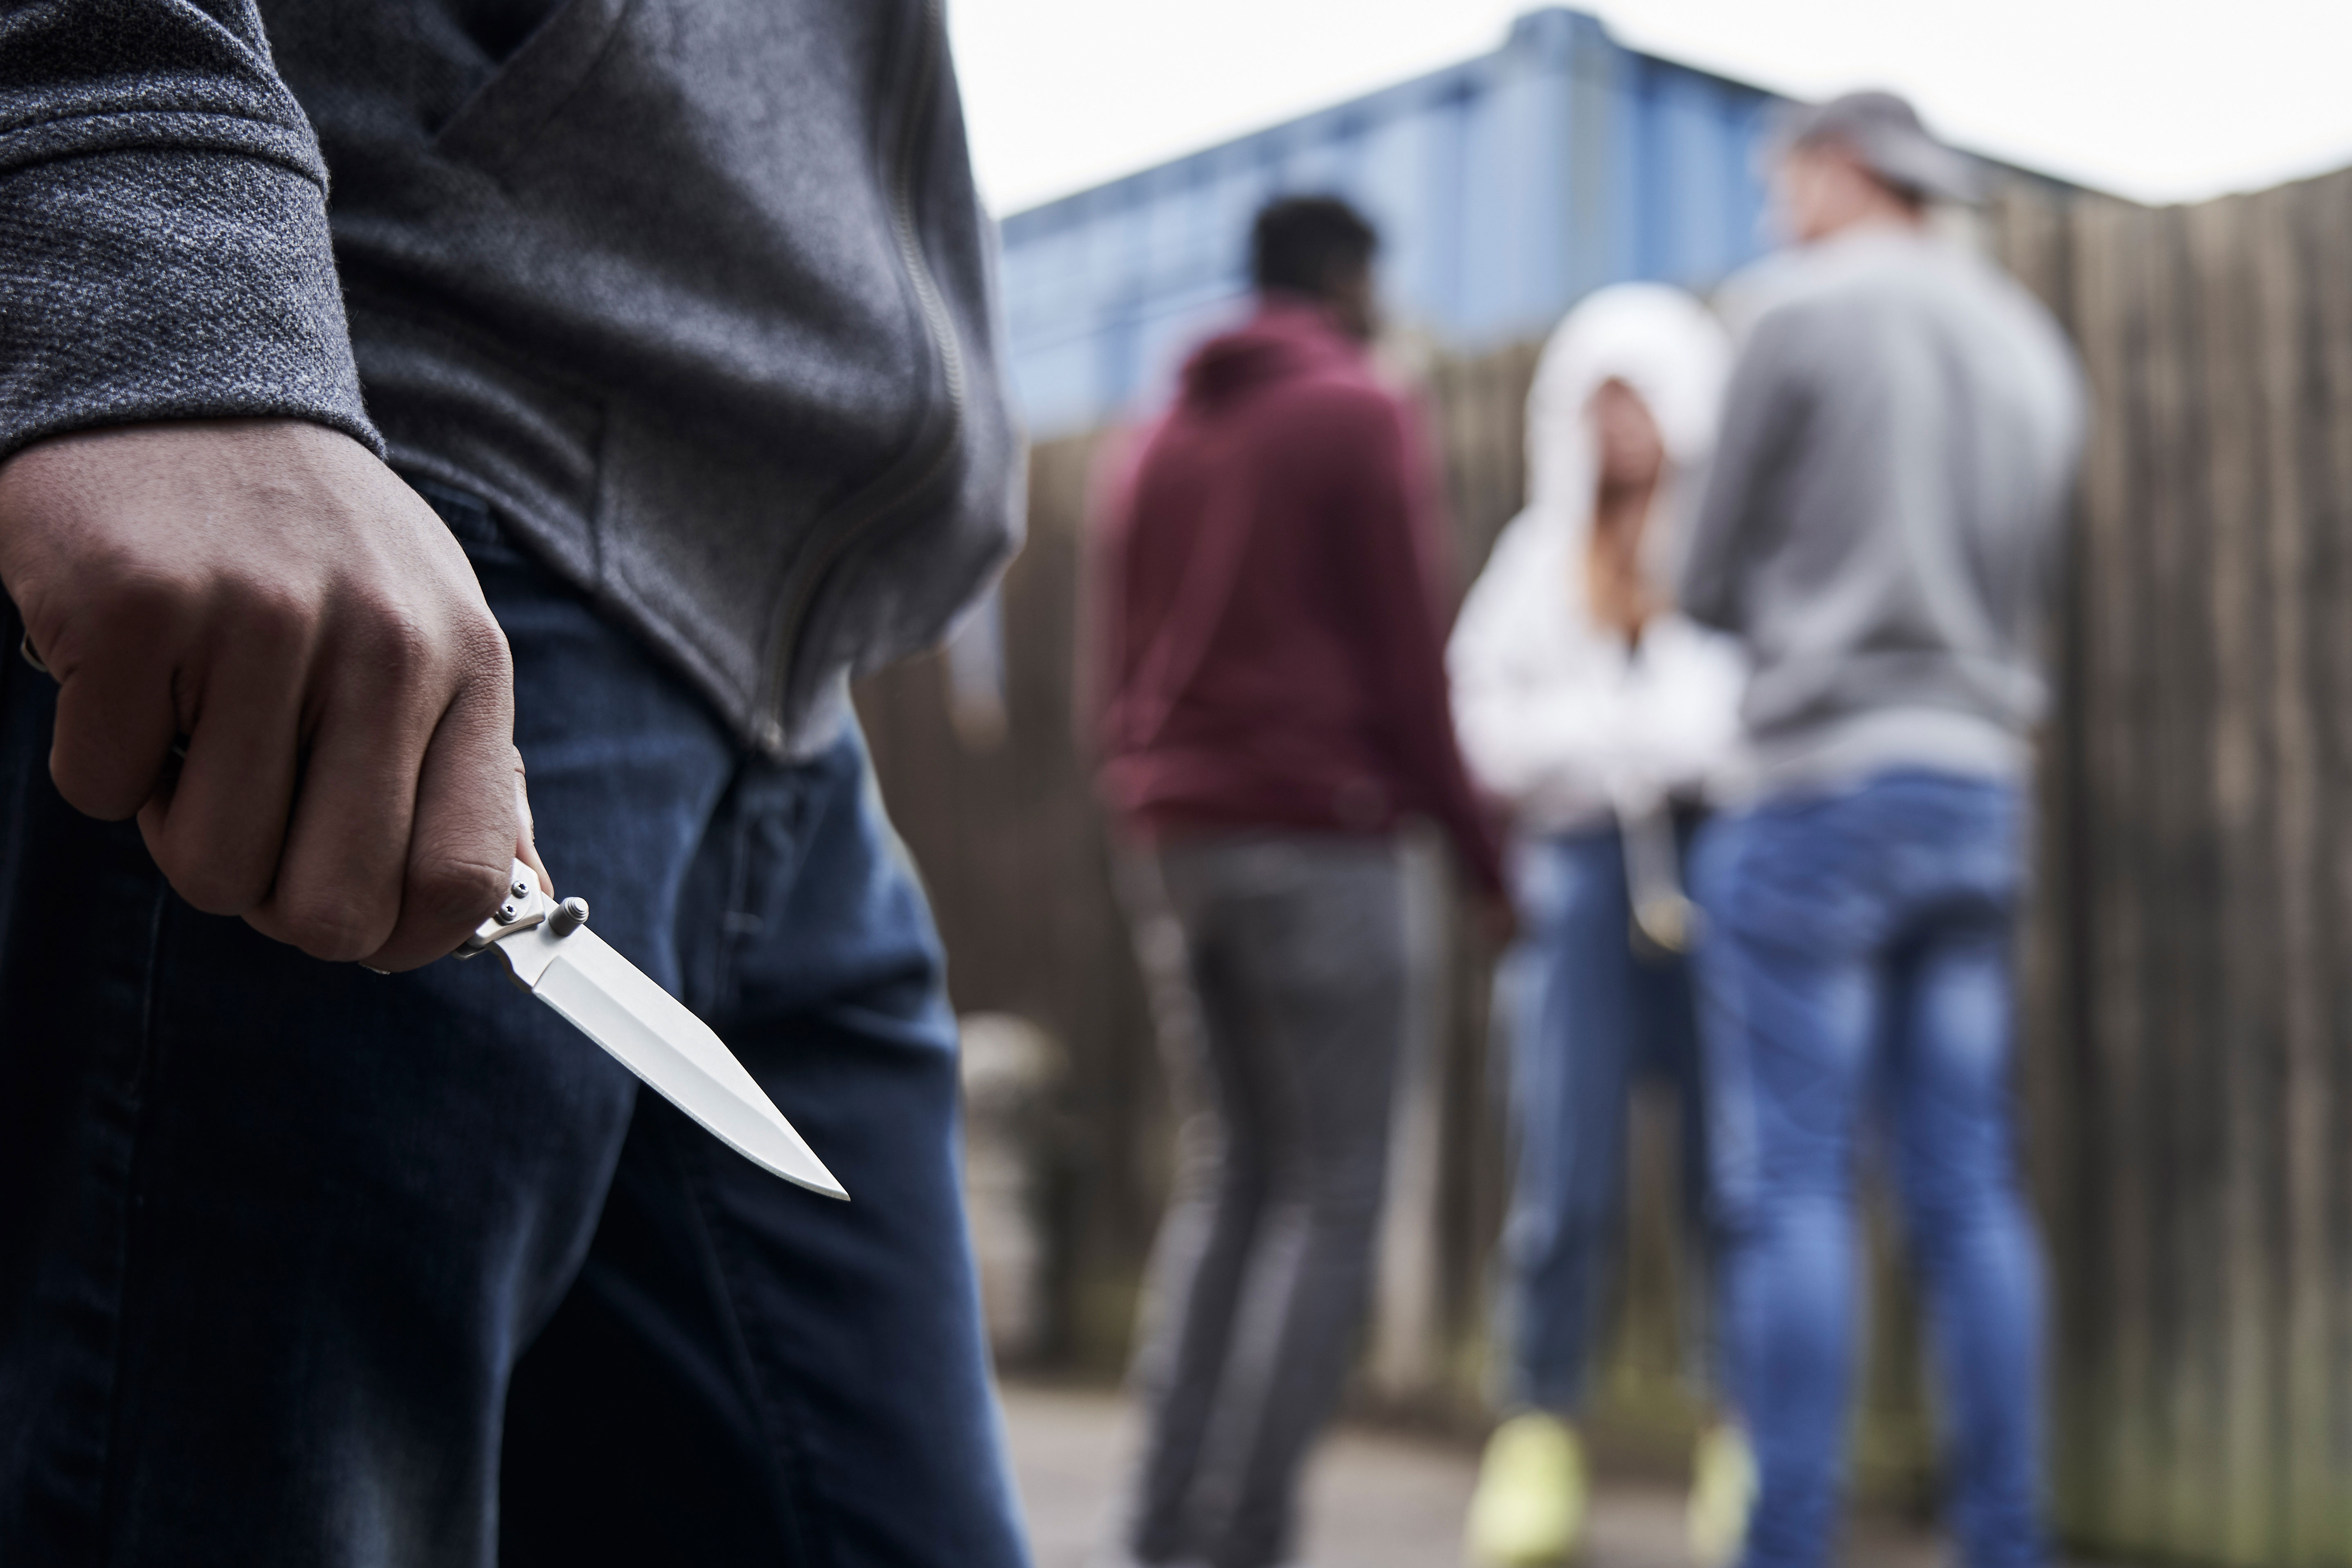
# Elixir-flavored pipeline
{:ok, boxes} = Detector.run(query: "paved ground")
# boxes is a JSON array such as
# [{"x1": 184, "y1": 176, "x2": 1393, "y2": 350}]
[{"x1": 1000, "y1": 1382, "x2": 1950, "y2": 1568}]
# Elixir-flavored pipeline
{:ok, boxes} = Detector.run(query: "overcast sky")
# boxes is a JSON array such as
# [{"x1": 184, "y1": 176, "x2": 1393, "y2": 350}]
[{"x1": 947, "y1": 0, "x2": 2352, "y2": 215}]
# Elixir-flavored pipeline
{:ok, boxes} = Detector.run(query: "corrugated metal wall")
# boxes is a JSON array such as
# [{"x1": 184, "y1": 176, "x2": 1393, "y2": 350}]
[{"x1": 996, "y1": 7, "x2": 1780, "y2": 437}]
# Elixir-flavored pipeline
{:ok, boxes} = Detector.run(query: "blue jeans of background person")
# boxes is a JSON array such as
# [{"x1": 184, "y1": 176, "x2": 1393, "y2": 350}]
[
  {"x1": 1691, "y1": 771, "x2": 2046, "y2": 1568},
  {"x1": 1492, "y1": 826, "x2": 1713, "y2": 1416},
  {"x1": 0, "y1": 485, "x2": 1028, "y2": 1568}
]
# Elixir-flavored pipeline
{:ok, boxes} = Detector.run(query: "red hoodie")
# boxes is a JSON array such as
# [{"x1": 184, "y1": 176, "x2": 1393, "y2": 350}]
[{"x1": 1091, "y1": 301, "x2": 1505, "y2": 900}]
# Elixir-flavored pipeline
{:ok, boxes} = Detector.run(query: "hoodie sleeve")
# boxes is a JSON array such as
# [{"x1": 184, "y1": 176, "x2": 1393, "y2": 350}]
[
  {"x1": 1329, "y1": 387, "x2": 1506, "y2": 903},
  {"x1": 1678, "y1": 305, "x2": 1809, "y2": 633},
  {"x1": 0, "y1": 1, "x2": 377, "y2": 463},
  {"x1": 1447, "y1": 510, "x2": 1621, "y2": 813}
]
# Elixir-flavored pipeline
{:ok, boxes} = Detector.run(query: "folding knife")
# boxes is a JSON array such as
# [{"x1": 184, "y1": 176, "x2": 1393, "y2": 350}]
[{"x1": 462, "y1": 859, "x2": 847, "y2": 1199}]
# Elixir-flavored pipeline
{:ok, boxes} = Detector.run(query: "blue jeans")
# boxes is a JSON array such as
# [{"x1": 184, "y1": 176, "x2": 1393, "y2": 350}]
[
  {"x1": 1691, "y1": 771, "x2": 2046, "y2": 1568},
  {"x1": 0, "y1": 486, "x2": 1028, "y2": 1568},
  {"x1": 1492, "y1": 827, "x2": 1713, "y2": 1416}
]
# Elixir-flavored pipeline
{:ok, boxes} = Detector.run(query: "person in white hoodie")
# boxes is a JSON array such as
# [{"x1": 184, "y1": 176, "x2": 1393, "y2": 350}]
[{"x1": 1452, "y1": 283, "x2": 1751, "y2": 1568}]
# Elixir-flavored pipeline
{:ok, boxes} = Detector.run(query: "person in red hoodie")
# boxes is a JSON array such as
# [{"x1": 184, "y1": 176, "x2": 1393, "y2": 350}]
[{"x1": 1089, "y1": 196, "x2": 1507, "y2": 1568}]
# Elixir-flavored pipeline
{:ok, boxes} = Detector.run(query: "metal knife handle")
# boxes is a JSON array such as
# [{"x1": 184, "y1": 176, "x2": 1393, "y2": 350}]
[
  {"x1": 457, "y1": 859, "x2": 548, "y2": 954},
  {"x1": 456, "y1": 858, "x2": 588, "y2": 981}
]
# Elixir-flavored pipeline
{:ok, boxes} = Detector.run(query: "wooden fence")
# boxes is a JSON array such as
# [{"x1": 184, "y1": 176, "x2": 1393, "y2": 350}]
[
  {"x1": 856, "y1": 164, "x2": 2352, "y2": 1563},
  {"x1": 1997, "y1": 169, "x2": 2352, "y2": 1564}
]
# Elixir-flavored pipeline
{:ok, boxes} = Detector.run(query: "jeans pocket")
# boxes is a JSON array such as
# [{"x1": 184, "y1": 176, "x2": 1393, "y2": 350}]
[{"x1": 410, "y1": 477, "x2": 531, "y2": 573}]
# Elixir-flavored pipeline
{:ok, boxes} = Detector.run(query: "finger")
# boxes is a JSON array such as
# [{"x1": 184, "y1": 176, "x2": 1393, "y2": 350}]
[
  {"x1": 246, "y1": 643, "x2": 443, "y2": 963},
  {"x1": 45, "y1": 603, "x2": 187, "y2": 821},
  {"x1": 137, "y1": 610, "x2": 309, "y2": 915},
  {"x1": 360, "y1": 652, "x2": 517, "y2": 972},
  {"x1": 513, "y1": 758, "x2": 553, "y2": 897}
]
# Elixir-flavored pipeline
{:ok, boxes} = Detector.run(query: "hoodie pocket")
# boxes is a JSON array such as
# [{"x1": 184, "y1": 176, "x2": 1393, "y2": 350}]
[{"x1": 434, "y1": 0, "x2": 639, "y2": 168}]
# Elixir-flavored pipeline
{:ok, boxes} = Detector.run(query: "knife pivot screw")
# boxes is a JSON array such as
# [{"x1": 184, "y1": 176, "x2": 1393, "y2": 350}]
[{"x1": 550, "y1": 897, "x2": 591, "y2": 937}]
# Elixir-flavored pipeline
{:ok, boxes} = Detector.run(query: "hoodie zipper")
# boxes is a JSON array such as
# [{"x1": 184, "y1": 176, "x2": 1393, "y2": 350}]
[{"x1": 759, "y1": 0, "x2": 967, "y2": 749}]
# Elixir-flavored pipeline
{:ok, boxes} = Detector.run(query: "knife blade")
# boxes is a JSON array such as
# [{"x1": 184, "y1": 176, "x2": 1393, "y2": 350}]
[{"x1": 462, "y1": 859, "x2": 848, "y2": 1199}]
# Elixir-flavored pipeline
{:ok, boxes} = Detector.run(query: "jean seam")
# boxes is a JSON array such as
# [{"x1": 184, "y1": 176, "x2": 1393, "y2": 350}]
[
  {"x1": 94, "y1": 880, "x2": 172, "y2": 1568},
  {"x1": 706, "y1": 798, "x2": 756, "y2": 1012},
  {"x1": 664, "y1": 1112, "x2": 826, "y2": 1567}
]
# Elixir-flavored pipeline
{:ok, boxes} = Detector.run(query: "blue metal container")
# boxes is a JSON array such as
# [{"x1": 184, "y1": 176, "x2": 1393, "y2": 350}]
[{"x1": 997, "y1": 8, "x2": 1785, "y2": 436}]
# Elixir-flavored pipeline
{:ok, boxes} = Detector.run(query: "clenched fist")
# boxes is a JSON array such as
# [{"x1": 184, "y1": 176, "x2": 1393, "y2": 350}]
[{"x1": 0, "y1": 418, "x2": 546, "y2": 970}]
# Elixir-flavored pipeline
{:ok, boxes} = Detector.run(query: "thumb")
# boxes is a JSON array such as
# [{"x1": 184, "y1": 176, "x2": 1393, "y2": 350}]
[{"x1": 513, "y1": 755, "x2": 553, "y2": 897}]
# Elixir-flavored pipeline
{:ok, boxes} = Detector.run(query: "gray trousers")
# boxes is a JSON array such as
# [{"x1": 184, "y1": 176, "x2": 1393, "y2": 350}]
[{"x1": 1118, "y1": 833, "x2": 1410, "y2": 1568}]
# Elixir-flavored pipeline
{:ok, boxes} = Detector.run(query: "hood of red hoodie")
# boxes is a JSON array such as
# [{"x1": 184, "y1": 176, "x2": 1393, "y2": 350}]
[{"x1": 1178, "y1": 299, "x2": 1364, "y2": 409}]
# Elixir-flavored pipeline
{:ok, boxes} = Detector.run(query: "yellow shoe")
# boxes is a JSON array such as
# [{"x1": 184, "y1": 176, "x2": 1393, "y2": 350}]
[
  {"x1": 1686, "y1": 1422, "x2": 1757, "y2": 1568},
  {"x1": 1465, "y1": 1412, "x2": 1587, "y2": 1565}
]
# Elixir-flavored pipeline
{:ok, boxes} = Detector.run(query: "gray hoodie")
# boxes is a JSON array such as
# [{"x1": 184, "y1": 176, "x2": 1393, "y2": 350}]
[
  {"x1": 0, "y1": 0, "x2": 1020, "y2": 757},
  {"x1": 1680, "y1": 227, "x2": 2085, "y2": 796}
]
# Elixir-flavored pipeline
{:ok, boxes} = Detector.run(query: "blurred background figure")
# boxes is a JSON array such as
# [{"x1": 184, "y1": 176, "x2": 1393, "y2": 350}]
[
  {"x1": 1448, "y1": 283, "x2": 1749, "y2": 1568},
  {"x1": 1678, "y1": 93, "x2": 2086, "y2": 1568},
  {"x1": 1086, "y1": 196, "x2": 1507, "y2": 1568}
]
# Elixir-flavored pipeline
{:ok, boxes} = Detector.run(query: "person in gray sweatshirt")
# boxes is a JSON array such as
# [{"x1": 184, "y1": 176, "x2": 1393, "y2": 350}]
[
  {"x1": 1677, "y1": 92, "x2": 2085, "y2": 1568},
  {"x1": 0, "y1": 5, "x2": 1025, "y2": 1566}
]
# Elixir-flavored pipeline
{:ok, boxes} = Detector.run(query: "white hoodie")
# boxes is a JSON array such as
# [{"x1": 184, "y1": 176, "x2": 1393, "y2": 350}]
[{"x1": 1447, "y1": 284, "x2": 1747, "y2": 837}]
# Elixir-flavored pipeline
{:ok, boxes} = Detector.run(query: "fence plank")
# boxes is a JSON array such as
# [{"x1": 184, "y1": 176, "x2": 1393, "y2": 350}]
[
  {"x1": 2187, "y1": 189, "x2": 2281, "y2": 1564},
  {"x1": 2245, "y1": 179, "x2": 2332, "y2": 1566},
  {"x1": 2071, "y1": 192, "x2": 2166, "y2": 1551},
  {"x1": 2305, "y1": 169, "x2": 2352, "y2": 1565}
]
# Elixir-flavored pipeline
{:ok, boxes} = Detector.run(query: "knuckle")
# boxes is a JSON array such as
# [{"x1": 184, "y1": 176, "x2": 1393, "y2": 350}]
[
  {"x1": 249, "y1": 854, "x2": 409, "y2": 964},
  {"x1": 406, "y1": 855, "x2": 508, "y2": 933},
  {"x1": 75, "y1": 571, "x2": 182, "y2": 650},
  {"x1": 48, "y1": 728, "x2": 164, "y2": 822},
  {"x1": 447, "y1": 614, "x2": 512, "y2": 688},
  {"x1": 225, "y1": 578, "x2": 315, "y2": 655},
  {"x1": 49, "y1": 758, "x2": 144, "y2": 822},
  {"x1": 346, "y1": 595, "x2": 441, "y2": 687},
  {"x1": 162, "y1": 855, "x2": 272, "y2": 918},
  {"x1": 280, "y1": 901, "x2": 391, "y2": 965}
]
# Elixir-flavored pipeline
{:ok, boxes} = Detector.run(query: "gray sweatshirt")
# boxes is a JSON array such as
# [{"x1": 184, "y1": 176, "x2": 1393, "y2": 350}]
[
  {"x1": 0, "y1": 0, "x2": 1019, "y2": 757},
  {"x1": 1680, "y1": 227, "x2": 2085, "y2": 796}
]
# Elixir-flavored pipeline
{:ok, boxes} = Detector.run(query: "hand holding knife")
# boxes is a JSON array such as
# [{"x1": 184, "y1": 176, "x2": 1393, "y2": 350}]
[{"x1": 20, "y1": 629, "x2": 846, "y2": 1200}]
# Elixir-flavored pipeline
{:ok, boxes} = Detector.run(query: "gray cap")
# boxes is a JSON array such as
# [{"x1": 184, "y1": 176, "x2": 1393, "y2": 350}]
[{"x1": 1773, "y1": 90, "x2": 1982, "y2": 205}]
